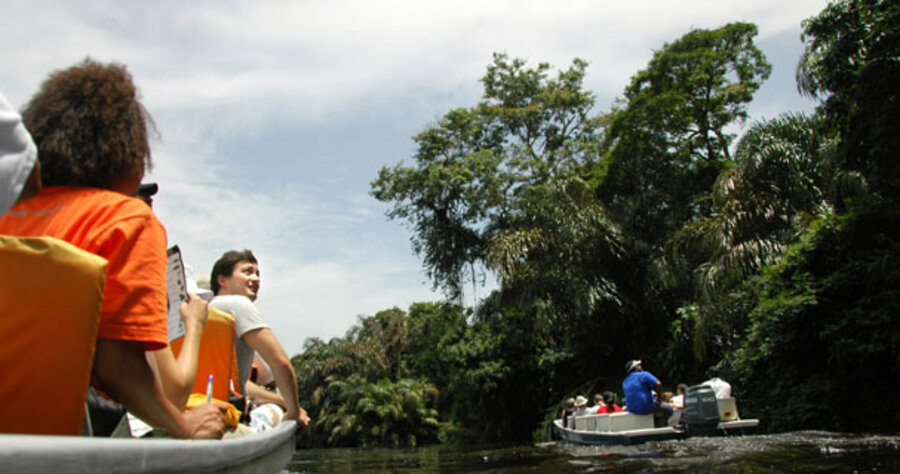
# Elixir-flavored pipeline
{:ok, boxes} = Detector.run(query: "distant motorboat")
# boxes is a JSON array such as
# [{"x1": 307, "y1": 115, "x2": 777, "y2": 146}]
[{"x1": 554, "y1": 386, "x2": 759, "y2": 446}]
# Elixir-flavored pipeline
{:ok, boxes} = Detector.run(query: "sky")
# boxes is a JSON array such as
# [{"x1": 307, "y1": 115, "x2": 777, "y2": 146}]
[{"x1": 1, "y1": 0, "x2": 828, "y2": 356}]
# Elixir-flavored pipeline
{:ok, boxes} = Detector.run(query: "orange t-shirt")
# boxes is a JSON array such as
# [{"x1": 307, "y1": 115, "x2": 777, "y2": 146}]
[{"x1": 0, "y1": 186, "x2": 168, "y2": 350}]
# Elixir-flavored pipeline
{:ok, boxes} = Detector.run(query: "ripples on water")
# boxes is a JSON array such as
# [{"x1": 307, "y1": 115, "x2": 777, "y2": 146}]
[{"x1": 286, "y1": 432, "x2": 899, "y2": 473}]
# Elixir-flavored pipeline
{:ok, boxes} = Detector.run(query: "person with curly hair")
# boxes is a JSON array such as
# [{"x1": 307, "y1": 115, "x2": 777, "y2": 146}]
[{"x1": 0, "y1": 59, "x2": 225, "y2": 438}]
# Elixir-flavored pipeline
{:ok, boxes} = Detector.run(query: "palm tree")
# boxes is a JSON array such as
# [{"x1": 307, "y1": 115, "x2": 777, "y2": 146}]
[
  {"x1": 316, "y1": 375, "x2": 439, "y2": 447},
  {"x1": 485, "y1": 175, "x2": 624, "y2": 336},
  {"x1": 664, "y1": 113, "x2": 838, "y2": 359}
]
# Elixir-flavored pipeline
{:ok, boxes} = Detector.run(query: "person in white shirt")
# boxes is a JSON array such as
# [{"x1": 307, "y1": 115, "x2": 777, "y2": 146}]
[
  {"x1": 209, "y1": 249, "x2": 309, "y2": 431},
  {"x1": 703, "y1": 366, "x2": 732, "y2": 399},
  {"x1": 671, "y1": 383, "x2": 688, "y2": 409},
  {"x1": 0, "y1": 92, "x2": 40, "y2": 214},
  {"x1": 573, "y1": 395, "x2": 589, "y2": 416}
]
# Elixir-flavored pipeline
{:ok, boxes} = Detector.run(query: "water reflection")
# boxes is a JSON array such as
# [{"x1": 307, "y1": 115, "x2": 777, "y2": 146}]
[{"x1": 287, "y1": 432, "x2": 899, "y2": 473}]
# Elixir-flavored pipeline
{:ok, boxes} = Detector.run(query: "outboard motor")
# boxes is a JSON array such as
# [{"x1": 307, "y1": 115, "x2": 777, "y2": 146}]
[{"x1": 683, "y1": 384, "x2": 720, "y2": 436}]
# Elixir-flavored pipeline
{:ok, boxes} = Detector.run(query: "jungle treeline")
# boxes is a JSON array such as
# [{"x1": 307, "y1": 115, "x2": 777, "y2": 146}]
[{"x1": 291, "y1": 0, "x2": 899, "y2": 447}]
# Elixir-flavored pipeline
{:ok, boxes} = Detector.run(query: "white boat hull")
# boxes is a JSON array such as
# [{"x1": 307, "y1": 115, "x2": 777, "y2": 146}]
[
  {"x1": 553, "y1": 418, "x2": 759, "y2": 446},
  {"x1": 0, "y1": 420, "x2": 297, "y2": 473}
]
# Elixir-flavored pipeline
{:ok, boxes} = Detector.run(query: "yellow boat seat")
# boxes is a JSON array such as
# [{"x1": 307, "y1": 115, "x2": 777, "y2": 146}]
[
  {"x1": 170, "y1": 306, "x2": 242, "y2": 401},
  {"x1": 0, "y1": 235, "x2": 106, "y2": 435}
]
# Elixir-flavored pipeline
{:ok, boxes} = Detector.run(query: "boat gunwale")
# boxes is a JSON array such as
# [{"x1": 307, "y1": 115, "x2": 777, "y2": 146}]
[{"x1": 0, "y1": 420, "x2": 298, "y2": 473}]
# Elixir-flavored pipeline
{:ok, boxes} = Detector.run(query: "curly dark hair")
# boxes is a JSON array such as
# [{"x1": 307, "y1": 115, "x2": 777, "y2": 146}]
[{"x1": 22, "y1": 58, "x2": 154, "y2": 189}]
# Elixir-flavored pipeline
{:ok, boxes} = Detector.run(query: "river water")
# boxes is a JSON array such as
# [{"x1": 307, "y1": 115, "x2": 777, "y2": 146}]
[{"x1": 285, "y1": 432, "x2": 899, "y2": 472}]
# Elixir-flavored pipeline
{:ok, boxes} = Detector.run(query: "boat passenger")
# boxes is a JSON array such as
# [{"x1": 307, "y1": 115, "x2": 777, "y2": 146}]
[
  {"x1": 209, "y1": 250, "x2": 310, "y2": 431},
  {"x1": 703, "y1": 366, "x2": 732, "y2": 399},
  {"x1": 561, "y1": 398, "x2": 576, "y2": 427},
  {"x1": 671, "y1": 383, "x2": 688, "y2": 410},
  {"x1": 0, "y1": 59, "x2": 226, "y2": 438},
  {"x1": 252, "y1": 352, "x2": 277, "y2": 389},
  {"x1": 573, "y1": 395, "x2": 589, "y2": 416},
  {"x1": 0, "y1": 92, "x2": 40, "y2": 214},
  {"x1": 132, "y1": 181, "x2": 211, "y2": 410},
  {"x1": 136, "y1": 181, "x2": 158, "y2": 208},
  {"x1": 622, "y1": 359, "x2": 673, "y2": 427},
  {"x1": 148, "y1": 293, "x2": 209, "y2": 409},
  {"x1": 588, "y1": 393, "x2": 605, "y2": 414},
  {"x1": 596, "y1": 391, "x2": 623, "y2": 413}
]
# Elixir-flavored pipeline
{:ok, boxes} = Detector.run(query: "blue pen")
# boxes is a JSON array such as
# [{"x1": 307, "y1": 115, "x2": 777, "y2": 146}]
[{"x1": 206, "y1": 374, "x2": 214, "y2": 403}]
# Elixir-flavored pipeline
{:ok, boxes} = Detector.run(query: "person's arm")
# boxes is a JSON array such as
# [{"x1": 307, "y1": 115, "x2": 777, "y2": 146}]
[
  {"x1": 653, "y1": 380, "x2": 663, "y2": 401},
  {"x1": 94, "y1": 339, "x2": 226, "y2": 439},
  {"x1": 245, "y1": 380, "x2": 287, "y2": 408},
  {"x1": 242, "y1": 328, "x2": 309, "y2": 430},
  {"x1": 150, "y1": 294, "x2": 208, "y2": 408}
]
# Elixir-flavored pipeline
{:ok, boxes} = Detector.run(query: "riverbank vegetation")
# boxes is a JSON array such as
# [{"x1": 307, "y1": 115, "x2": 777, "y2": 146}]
[{"x1": 292, "y1": 0, "x2": 899, "y2": 446}]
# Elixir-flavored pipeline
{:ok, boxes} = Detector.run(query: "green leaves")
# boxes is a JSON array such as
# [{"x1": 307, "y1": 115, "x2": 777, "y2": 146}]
[
  {"x1": 315, "y1": 375, "x2": 440, "y2": 447},
  {"x1": 349, "y1": 1, "x2": 900, "y2": 441},
  {"x1": 371, "y1": 53, "x2": 601, "y2": 299},
  {"x1": 730, "y1": 204, "x2": 900, "y2": 431},
  {"x1": 294, "y1": 308, "x2": 448, "y2": 447},
  {"x1": 598, "y1": 22, "x2": 772, "y2": 247},
  {"x1": 798, "y1": 0, "x2": 900, "y2": 199}
]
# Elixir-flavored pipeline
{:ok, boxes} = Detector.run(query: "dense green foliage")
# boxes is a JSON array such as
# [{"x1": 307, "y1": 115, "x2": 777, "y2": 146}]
[
  {"x1": 729, "y1": 202, "x2": 900, "y2": 432},
  {"x1": 797, "y1": 0, "x2": 900, "y2": 200},
  {"x1": 371, "y1": 54, "x2": 602, "y2": 301},
  {"x1": 293, "y1": 306, "x2": 446, "y2": 447},
  {"x1": 598, "y1": 22, "x2": 771, "y2": 246},
  {"x1": 293, "y1": 0, "x2": 899, "y2": 447}
]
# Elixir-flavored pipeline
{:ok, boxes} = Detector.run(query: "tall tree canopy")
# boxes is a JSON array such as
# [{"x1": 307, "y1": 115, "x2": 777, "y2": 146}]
[
  {"x1": 727, "y1": 0, "x2": 900, "y2": 431},
  {"x1": 797, "y1": 0, "x2": 900, "y2": 200},
  {"x1": 596, "y1": 22, "x2": 772, "y2": 246},
  {"x1": 371, "y1": 53, "x2": 601, "y2": 300},
  {"x1": 664, "y1": 113, "x2": 837, "y2": 360}
]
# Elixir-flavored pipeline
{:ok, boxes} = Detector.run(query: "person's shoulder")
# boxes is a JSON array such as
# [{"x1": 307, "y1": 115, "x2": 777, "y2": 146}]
[
  {"x1": 91, "y1": 189, "x2": 153, "y2": 216},
  {"x1": 210, "y1": 294, "x2": 259, "y2": 311},
  {"x1": 210, "y1": 294, "x2": 251, "y2": 305},
  {"x1": 3, "y1": 187, "x2": 159, "y2": 233},
  {"x1": 59, "y1": 187, "x2": 155, "y2": 221}
]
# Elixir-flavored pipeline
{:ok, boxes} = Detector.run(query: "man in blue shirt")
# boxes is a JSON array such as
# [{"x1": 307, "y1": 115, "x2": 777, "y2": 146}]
[{"x1": 622, "y1": 359, "x2": 673, "y2": 427}]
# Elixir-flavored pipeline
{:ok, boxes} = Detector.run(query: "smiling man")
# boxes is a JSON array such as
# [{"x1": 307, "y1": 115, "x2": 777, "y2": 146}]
[{"x1": 209, "y1": 249, "x2": 309, "y2": 430}]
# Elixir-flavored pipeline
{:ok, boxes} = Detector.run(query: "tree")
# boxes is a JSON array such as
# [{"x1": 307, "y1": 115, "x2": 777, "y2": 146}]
[
  {"x1": 797, "y1": 0, "x2": 900, "y2": 200},
  {"x1": 372, "y1": 53, "x2": 601, "y2": 300},
  {"x1": 347, "y1": 307, "x2": 409, "y2": 380},
  {"x1": 730, "y1": 204, "x2": 900, "y2": 431},
  {"x1": 294, "y1": 309, "x2": 443, "y2": 447},
  {"x1": 404, "y1": 302, "x2": 468, "y2": 414},
  {"x1": 596, "y1": 22, "x2": 772, "y2": 246},
  {"x1": 316, "y1": 375, "x2": 440, "y2": 447},
  {"x1": 726, "y1": 0, "x2": 900, "y2": 432},
  {"x1": 442, "y1": 295, "x2": 557, "y2": 443},
  {"x1": 663, "y1": 113, "x2": 838, "y2": 360}
]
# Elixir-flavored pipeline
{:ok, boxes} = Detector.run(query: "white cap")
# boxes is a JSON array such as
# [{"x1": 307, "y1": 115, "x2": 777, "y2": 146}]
[
  {"x1": 0, "y1": 92, "x2": 38, "y2": 215},
  {"x1": 184, "y1": 264, "x2": 214, "y2": 302},
  {"x1": 625, "y1": 359, "x2": 642, "y2": 373}
]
